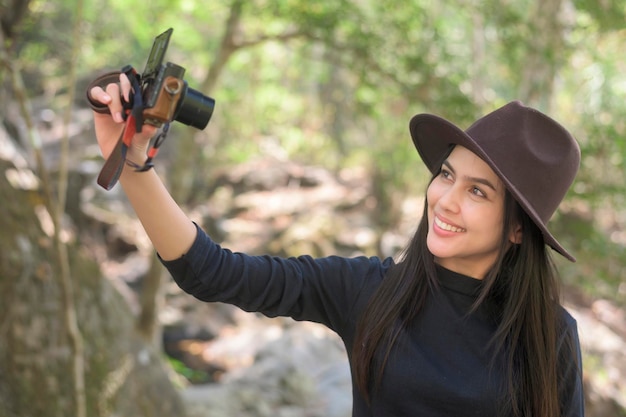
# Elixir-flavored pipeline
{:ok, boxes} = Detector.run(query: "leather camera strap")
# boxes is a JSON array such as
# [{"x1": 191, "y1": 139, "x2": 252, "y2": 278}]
[
  {"x1": 85, "y1": 71, "x2": 122, "y2": 115},
  {"x1": 85, "y1": 70, "x2": 143, "y2": 190}
]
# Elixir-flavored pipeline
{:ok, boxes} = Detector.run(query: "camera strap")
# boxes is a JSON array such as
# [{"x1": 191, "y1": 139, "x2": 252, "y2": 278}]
[{"x1": 87, "y1": 67, "x2": 171, "y2": 190}]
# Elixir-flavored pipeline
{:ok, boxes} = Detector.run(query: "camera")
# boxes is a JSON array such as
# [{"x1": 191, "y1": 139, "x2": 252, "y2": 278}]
[
  {"x1": 138, "y1": 28, "x2": 215, "y2": 129},
  {"x1": 86, "y1": 28, "x2": 215, "y2": 130},
  {"x1": 86, "y1": 28, "x2": 215, "y2": 189}
]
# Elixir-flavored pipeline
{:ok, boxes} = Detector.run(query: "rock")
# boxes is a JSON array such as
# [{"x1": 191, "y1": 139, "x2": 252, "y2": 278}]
[
  {"x1": 181, "y1": 321, "x2": 351, "y2": 417},
  {"x1": 566, "y1": 297, "x2": 626, "y2": 415}
]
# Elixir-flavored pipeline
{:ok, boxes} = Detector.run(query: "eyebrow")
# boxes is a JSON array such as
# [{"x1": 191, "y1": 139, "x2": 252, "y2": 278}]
[{"x1": 442, "y1": 160, "x2": 499, "y2": 192}]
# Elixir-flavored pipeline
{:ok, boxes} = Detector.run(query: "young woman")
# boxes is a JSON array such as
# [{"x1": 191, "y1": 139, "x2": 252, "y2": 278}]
[{"x1": 89, "y1": 76, "x2": 584, "y2": 416}]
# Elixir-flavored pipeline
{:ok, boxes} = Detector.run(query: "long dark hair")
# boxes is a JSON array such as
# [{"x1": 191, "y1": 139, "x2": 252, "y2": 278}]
[{"x1": 352, "y1": 169, "x2": 569, "y2": 416}]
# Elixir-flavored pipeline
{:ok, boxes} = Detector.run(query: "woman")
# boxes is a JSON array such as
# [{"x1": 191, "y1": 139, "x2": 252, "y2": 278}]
[{"x1": 89, "y1": 76, "x2": 584, "y2": 416}]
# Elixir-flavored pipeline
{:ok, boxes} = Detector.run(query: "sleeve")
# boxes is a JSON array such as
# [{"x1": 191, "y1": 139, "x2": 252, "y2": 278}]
[
  {"x1": 159, "y1": 224, "x2": 391, "y2": 334},
  {"x1": 558, "y1": 311, "x2": 585, "y2": 417}
]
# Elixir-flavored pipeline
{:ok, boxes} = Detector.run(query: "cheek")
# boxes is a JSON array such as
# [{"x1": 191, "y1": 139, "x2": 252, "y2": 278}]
[
  {"x1": 480, "y1": 208, "x2": 506, "y2": 239},
  {"x1": 426, "y1": 182, "x2": 439, "y2": 208},
  {"x1": 425, "y1": 185, "x2": 437, "y2": 220}
]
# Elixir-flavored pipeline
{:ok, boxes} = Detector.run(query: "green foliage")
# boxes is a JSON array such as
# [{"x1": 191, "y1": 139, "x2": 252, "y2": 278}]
[
  {"x1": 3, "y1": 0, "x2": 625, "y2": 301},
  {"x1": 554, "y1": 210, "x2": 626, "y2": 306},
  {"x1": 573, "y1": 0, "x2": 626, "y2": 31},
  {"x1": 167, "y1": 357, "x2": 213, "y2": 384},
  {"x1": 559, "y1": 25, "x2": 626, "y2": 210}
]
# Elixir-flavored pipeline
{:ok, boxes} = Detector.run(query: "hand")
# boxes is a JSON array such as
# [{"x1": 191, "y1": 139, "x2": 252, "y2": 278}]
[{"x1": 89, "y1": 73, "x2": 157, "y2": 161}]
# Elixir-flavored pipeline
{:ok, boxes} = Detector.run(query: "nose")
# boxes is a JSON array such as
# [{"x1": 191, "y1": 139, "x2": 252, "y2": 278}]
[{"x1": 437, "y1": 184, "x2": 461, "y2": 213}]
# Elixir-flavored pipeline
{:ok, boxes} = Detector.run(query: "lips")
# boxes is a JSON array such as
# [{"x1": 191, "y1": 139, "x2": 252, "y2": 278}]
[{"x1": 434, "y1": 216, "x2": 466, "y2": 233}]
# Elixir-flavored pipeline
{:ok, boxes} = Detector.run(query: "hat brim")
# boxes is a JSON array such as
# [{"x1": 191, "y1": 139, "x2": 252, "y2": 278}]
[{"x1": 409, "y1": 113, "x2": 576, "y2": 262}]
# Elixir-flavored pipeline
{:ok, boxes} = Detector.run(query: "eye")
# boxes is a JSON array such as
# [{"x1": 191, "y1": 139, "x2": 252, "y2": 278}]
[
  {"x1": 440, "y1": 168, "x2": 452, "y2": 180},
  {"x1": 471, "y1": 186, "x2": 486, "y2": 198}
]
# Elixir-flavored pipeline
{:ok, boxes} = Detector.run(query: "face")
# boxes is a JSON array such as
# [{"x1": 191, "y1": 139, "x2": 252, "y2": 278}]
[{"x1": 426, "y1": 145, "x2": 515, "y2": 279}]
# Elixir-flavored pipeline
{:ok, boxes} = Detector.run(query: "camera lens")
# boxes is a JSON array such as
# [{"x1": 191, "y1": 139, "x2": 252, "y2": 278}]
[{"x1": 175, "y1": 84, "x2": 215, "y2": 130}]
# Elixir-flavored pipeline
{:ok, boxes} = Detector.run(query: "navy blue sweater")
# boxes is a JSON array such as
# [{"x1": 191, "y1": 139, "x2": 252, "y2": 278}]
[{"x1": 162, "y1": 225, "x2": 584, "y2": 416}]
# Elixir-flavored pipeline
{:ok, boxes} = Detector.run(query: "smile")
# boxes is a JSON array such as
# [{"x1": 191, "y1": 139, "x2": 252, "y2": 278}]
[{"x1": 434, "y1": 216, "x2": 466, "y2": 233}]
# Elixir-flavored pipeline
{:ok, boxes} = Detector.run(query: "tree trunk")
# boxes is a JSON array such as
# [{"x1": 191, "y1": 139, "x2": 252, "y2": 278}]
[
  {"x1": 518, "y1": 0, "x2": 567, "y2": 108},
  {"x1": 0, "y1": 153, "x2": 187, "y2": 417}
]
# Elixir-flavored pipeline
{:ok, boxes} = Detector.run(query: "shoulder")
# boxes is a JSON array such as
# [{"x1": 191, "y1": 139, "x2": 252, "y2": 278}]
[
  {"x1": 558, "y1": 306, "x2": 579, "y2": 334},
  {"x1": 557, "y1": 306, "x2": 581, "y2": 342},
  {"x1": 555, "y1": 307, "x2": 585, "y2": 416},
  {"x1": 309, "y1": 253, "x2": 395, "y2": 277},
  {"x1": 296, "y1": 254, "x2": 395, "y2": 304},
  {"x1": 556, "y1": 305, "x2": 583, "y2": 359}
]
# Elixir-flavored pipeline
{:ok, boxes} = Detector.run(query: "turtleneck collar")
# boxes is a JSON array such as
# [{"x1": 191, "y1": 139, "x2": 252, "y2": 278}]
[{"x1": 435, "y1": 263, "x2": 484, "y2": 298}]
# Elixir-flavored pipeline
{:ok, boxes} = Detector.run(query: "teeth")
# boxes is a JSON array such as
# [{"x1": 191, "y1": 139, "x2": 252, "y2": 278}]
[{"x1": 435, "y1": 216, "x2": 466, "y2": 233}]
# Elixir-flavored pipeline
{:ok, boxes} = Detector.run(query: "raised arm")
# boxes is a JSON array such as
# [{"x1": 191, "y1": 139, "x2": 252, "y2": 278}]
[{"x1": 89, "y1": 74, "x2": 196, "y2": 260}]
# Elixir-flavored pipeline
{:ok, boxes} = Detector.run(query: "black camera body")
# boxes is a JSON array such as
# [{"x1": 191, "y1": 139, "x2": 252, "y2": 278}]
[{"x1": 139, "y1": 28, "x2": 215, "y2": 130}]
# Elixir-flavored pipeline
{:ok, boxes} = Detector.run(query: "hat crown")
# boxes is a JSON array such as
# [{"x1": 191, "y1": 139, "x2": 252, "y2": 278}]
[
  {"x1": 464, "y1": 101, "x2": 580, "y2": 225},
  {"x1": 409, "y1": 101, "x2": 581, "y2": 261}
]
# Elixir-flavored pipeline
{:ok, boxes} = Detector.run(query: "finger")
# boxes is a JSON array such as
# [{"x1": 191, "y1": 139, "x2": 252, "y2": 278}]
[
  {"x1": 89, "y1": 86, "x2": 111, "y2": 105},
  {"x1": 132, "y1": 124, "x2": 158, "y2": 145},
  {"x1": 140, "y1": 124, "x2": 158, "y2": 138},
  {"x1": 134, "y1": 125, "x2": 159, "y2": 147},
  {"x1": 105, "y1": 83, "x2": 125, "y2": 123},
  {"x1": 119, "y1": 73, "x2": 131, "y2": 103}
]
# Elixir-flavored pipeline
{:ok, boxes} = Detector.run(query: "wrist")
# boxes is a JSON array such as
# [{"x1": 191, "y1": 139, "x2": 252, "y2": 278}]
[
  {"x1": 119, "y1": 158, "x2": 157, "y2": 182},
  {"x1": 120, "y1": 148, "x2": 147, "y2": 174},
  {"x1": 125, "y1": 146, "x2": 148, "y2": 165}
]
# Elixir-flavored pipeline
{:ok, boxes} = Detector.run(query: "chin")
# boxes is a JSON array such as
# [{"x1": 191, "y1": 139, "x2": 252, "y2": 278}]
[{"x1": 426, "y1": 238, "x2": 450, "y2": 260}]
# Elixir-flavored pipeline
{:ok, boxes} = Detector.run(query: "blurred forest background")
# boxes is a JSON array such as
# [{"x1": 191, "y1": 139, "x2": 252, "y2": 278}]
[{"x1": 0, "y1": 0, "x2": 625, "y2": 416}]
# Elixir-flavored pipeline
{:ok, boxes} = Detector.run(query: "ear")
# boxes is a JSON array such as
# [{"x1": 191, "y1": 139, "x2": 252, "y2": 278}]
[{"x1": 509, "y1": 224, "x2": 522, "y2": 245}]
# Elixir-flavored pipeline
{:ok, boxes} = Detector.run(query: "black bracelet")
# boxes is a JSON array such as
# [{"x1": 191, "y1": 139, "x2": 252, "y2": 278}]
[{"x1": 125, "y1": 159, "x2": 152, "y2": 171}]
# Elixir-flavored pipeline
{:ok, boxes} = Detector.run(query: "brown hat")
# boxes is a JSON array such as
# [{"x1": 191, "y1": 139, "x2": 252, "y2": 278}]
[{"x1": 409, "y1": 100, "x2": 580, "y2": 262}]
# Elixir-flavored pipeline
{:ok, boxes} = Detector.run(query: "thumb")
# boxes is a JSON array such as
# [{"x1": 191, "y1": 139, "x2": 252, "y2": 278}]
[{"x1": 126, "y1": 123, "x2": 159, "y2": 160}]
